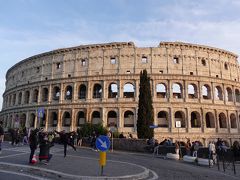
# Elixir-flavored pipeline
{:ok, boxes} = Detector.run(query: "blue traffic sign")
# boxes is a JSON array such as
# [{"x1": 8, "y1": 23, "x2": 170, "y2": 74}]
[
  {"x1": 37, "y1": 107, "x2": 44, "y2": 118},
  {"x1": 96, "y1": 135, "x2": 111, "y2": 152}
]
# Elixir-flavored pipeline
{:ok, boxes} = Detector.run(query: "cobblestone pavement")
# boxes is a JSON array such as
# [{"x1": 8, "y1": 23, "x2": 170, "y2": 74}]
[{"x1": 0, "y1": 142, "x2": 239, "y2": 180}]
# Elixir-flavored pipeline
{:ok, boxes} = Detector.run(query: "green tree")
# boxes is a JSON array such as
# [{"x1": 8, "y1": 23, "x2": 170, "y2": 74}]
[{"x1": 137, "y1": 69, "x2": 154, "y2": 139}]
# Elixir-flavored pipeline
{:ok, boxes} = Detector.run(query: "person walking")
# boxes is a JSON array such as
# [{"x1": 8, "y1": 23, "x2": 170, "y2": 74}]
[
  {"x1": 77, "y1": 129, "x2": 83, "y2": 147},
  {"x1": 28, "y1": 129, "x2": 38, "y2": 164},
  {"x1": 55, "y1": 130, "x2": 76, "y2": 157},
  {"x1": 0, "y1": 121, "x2": 4, "y2": 154}
]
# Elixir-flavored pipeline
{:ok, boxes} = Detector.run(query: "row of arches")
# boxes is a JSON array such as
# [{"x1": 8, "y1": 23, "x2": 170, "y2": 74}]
[
  {"x1": 4, "y1": 81, "x2": 240, "y2": 108},
  {"x1": 3, "y1": 110, "x2": 238, "y2": 130}
]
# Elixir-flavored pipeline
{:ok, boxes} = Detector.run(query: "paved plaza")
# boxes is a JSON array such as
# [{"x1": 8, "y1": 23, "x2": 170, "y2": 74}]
[{"x1": 0, "y1": 142, "x2": 239, "y2": 180}]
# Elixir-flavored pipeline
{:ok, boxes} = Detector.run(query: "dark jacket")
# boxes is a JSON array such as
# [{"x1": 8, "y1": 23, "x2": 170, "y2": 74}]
[{"x1": 29, "y1": 131, "x2": 38, "y2": 149}]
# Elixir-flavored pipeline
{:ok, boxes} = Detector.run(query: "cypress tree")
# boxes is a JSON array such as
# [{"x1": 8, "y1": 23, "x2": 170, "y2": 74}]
[{"x1": 137, "y1": 69, "x2": 154, "y2": 139}]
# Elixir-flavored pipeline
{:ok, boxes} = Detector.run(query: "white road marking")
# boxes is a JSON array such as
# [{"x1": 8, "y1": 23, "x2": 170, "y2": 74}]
[
  {"x1": 0, "y1": 152, "x2": 28, "y2": 159},
  {"x1": 0, "y1": 169, "x2": 49, "y2": 180}
]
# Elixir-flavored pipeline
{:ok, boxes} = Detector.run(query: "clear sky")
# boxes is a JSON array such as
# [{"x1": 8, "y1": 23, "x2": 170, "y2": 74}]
[{"x1": 1, "y1": 0, "x2": 240, "y2": 109}]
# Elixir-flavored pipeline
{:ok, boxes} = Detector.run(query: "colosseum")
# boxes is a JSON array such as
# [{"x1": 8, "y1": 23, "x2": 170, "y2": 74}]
[{"x1": 0, "y1": 41, "x2": 240, "y2": 145}]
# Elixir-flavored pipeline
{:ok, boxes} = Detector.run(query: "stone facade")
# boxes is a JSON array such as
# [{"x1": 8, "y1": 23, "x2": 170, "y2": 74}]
[{"x1": 0, "y1": 41, "x2": 240, "y2": 145}]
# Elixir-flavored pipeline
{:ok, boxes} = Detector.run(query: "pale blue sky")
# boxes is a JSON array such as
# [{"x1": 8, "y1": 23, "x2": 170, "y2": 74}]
[{"x1": 1, "y1": 0, "x2": 240, "y2": 109}]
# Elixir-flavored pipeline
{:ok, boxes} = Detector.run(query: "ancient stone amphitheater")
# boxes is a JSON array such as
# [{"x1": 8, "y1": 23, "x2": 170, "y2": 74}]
[{"x1": 0, "y1": 41, "x2": 240, "y2": 145}]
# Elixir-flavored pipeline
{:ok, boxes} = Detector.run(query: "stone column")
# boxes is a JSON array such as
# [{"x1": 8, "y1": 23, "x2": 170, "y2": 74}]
[
  {"x1": 118, "y1": 107, "x2": 123, "y2": 128},
  {"x1": 186, "y1": 108, "x2": 190, "y2": 132},
  {"x1": 87, "y1": 81, "x2": 92, "y2": 101},
  {"x1": 102, "y1": 108, "x2": 106, "y2": 127},
  {"x1": 226, "y1": 110, "x2": 230, "y2": 133},
  {"x1": 60, "y1": 83, "x2": 64, "y2": 103},
  {"x1": 118, "y1": 80, "x2": 123, "y2": 99},
  {"x1": 45, "y1": 109, "x2": 49, "y2": 131},
  {"x1": 25, "y1": 111, "x2": 29, "y2": 128},
  {"x1": 57, "y1": 109, "x2": 62, "y2": 131},
  {"x1": 168, "y1": 80, "x2": 172, "y2": 101},
  {"x1": 223, "y1": 84, "x2": 227, "y2": 104},
  {"x1": 48, "y1": 84, "x2": 52, "y2": 104},
  {"x1": 170, "y1": 108, "x2": 174, "y2": 132},
  {"x1": 184, "y1": 80, "x2": 188, "y2": 102},
  {"x1": 73, "y1": 82, "x2": 78, "y2": 102},
  {"x1": 34, "y1": 110, "x2": 38, "y2": 129},
  {"x1": 215, "y1": 109, "x2": 219, "y2": 133},
  {"x1": 71, "y1": 109, "x2": 75, "y2": 131},
  {"x1": 135, "y1": 80, "x2": 139, "y2": 101},
  {"x1": 38, "y1": 86, "x2": 42, "y2": 104},
  {"x1": 211, "y1": 82, "x2": 215, "y2": 104}
]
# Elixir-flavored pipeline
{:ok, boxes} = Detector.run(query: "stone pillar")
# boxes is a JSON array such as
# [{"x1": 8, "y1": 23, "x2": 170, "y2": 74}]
[
  {"x1": 135, "y1": 80, "x2": 139, "y2": 101},
  {"x1": 34, "y1": 110, "x2": 38, "y2": 129},
  {"x1": 45, "y1": 109, "x2": 49, "y2": 131},
  {"x1": 48, "y1": 84, "x2": 52, "y2": 104},
  {"x1": 186, "y1": 108, "x2": 190, "y2": 132},
  {"x1": 168, "y1": 80, "x2": 172, "y2": 100},
  {"x1": 215, "y1": 109, "x2": 219, "y2": 133},
  {"x1": 38, "y1": 86, "x2": 42, "y2": 104},
  {"x1": 211, "y1": 82, "x2": 215, "y2": 104},
  {"x1": 199, "y1": 82, "x2": 202, "y2": 103},
  {"x1": 233, "y1": 85, "x2": 236, "y2": 105},
  {"x1": 71, "y1": 109, "x2": 75, "y2": 131},
  {"x1": 223, "y1": 84, "x2": 227, "y2": 104},
  {"x1": 87, "y1": 81, "x2": 92, "y2": 101},
  {"x1": 184, "y1": 80, "x2": 187, "y2": 102},
  {"x1": 57, "y1": 109, "x2": 62, "y2": 131},
  {"x1": 103, "y1": 81, "x2": 107, "y2": 101},
  {"x1": 118, "y1": 107, "x2": 123, "y2": 128},
  {"x1": 73, "y1": 82, "x2": 78, "y2": 102},
  {"x1": 226, "y1": 110, "x2": 230, "y2": 133},
  {"x1": 134, "y1": 107, "x2": 138, "y2": 132},
  {"x1": 170, "y1": 108, "x2": 174, "y2": 132},
  {"x1": 60, "y1": 83, "x2": 64, "y2": 103},
  {"x1": 102, "y1": 108, "x2": 106, "y2": 127},
  {"x1": 118, "y1": 80, "x2": 123, "y2": 98},
  {"x1": 25, "y1": 111, "x2": 29, "y2": 128}
]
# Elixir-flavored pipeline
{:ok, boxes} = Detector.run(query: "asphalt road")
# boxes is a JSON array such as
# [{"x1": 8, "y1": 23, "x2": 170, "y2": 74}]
[{"x1": 0, "y1": 142, "x2": 239, "y2": 180}]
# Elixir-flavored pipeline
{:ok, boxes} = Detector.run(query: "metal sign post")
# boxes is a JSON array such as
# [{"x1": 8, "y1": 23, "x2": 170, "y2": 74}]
[{"x1": 96, "y1": 135, "x2": 111, "y2": 176}]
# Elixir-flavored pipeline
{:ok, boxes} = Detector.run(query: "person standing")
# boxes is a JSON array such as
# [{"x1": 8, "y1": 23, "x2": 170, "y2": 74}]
[
  {"x1": 28, "y1": 129, "x2": 38, "y2": 164},
  {"x1": 0, "y1": 121, "x2": 4, "y2": 154},
  {"x1": 55, "y1": 130, "x2": 76, "y2": 157}
]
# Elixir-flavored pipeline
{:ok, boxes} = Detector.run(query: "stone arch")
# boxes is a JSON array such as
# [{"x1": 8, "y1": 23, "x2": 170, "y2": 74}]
[
  {"x1": 172, "y1": 83, "x2": 183, "y2": 99},
  {"x1": 226, "y1": 87, "x2": 233, "y2": 102},
  {"x1": 24, "y1": 90, "x2": 30, "y2": 104},
  {"x1": 49, "y1": 111, "x2": 58, "y2": 127},
  {"x1": 157, "y1": 111, "x2": 168, "y2": 127},
  {"x1": 215, "y1": 86, "x2": 223, "y2": 100},
  {"x1": 107, "y1": 110, "x2": 117, "y2": 127},
  {"x1": 42, "y1": 87, "x2": 49, "y2": 102},
  {"x1": 123, "y1": 83, "x2": 135, "y2": 98},
  {"x1": 124, "y1": 110, "x2": 134, "y2": 127},
  {"x1": 156, "y1": 83, "x2": 167, "y2": 98},
  {"x1": 205, "y1": 112, "x2": 215, "y2": 128},
  {"x1": 29, "y1": 113, "x2": 35, "y2": 128},
  {"x1": 62, "y1": 111, "x2": 71, "y2": 127},
  {"x1": 93, "y1": 83, "x2": 102, "y2": 99},
  {"x1": 190, "y1": 111, "x2": 201, "y2": 128},
  {"x1": 235, "y1": 89, "x2": 240, "y2": 103},
  {"x1": 65, "y1": 85, "x2": 73, "y2": 100},
  {"x1": 188, "y1": 83, "x2": 198, "y2": 99},
  {"x1": 174, "y1": 111, "x2": 185, "y2": 127},
  {"x1": 76, "y1": 111, "x2": 86, "y2": 126},
  {"x1": 18, "y1": 92, "x2": 22, "y2": 105},
  {"x1": 202, "y1": 84, "x2": 211, "y2": 99},
  {"x1": 32, "y1": 89, "x2": 39, "y2": 103},
  {"x1": 91, "y1": 111, "x2": 101, "y2": 124},
  {"x1": 20, "y1": 113, "x2": 26, "y2": 128},
  {"x1": 52, "y1": 86, "x2": 60, "y2": 101},
  {"x1": 219, "y1": 112, "x2": 227, "y2": 128},
  {"x1": 230, "y1": 113, "x2": 237, "y2": 128},
  {"x1": 108, "y1": 83, "x2": 118, "y2": 98},
  {"x1": 78, "y1": 84, "x2": 87, "y2": 99}
]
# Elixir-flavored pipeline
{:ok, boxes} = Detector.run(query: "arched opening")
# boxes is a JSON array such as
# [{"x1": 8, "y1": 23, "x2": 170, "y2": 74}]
[
  {"x1": 156, "y1": 83, "x2": 167, "y2": 98},
  {"x1": 18, "y1": 92, "x2": 22, "y2": 105},
  {"x1": 62, "y1": 111, "x2": 71, "y2": 127},
  {"x1": 190, "y1": 111, "x2": 201, "y2": 128},
  {"x1": 24, "y1": 91, "x2": 30, "y2": 104},
  {"x1": 230, "y1": 113, "x2": 237, "y2": 128},
  {"x1": 108, "y1": 83, "x2": 118, "y2": 98},
  {"x1": 174, "y1": 111, "x2": 185, "y2": 127},
  {"x1": 29, "y1": 113, "x2": 35, "y2": 128},
  {"x1": 13, "y1": 94, "x2": 16, "y2": 105},
  {"x1": 235, "y1": 89, "x2": 240, "y2": 103},
  {"x1": 157, "y1": 111, "x2": 168, "y2": 127},
  {"x1": 124, "y1": 111, "x2": 134, "y2": 127},
  {"x1": 32, "y1": 89, "x2": 39, "y2": 103},
  {"x1": 202, "y1": 84, "x2": 211, "y2": 99},
  {"x1": 49, "y1": 112, "x2": 58, "y2": 127},
  {"x1": 93, "y1": 84, "x2": 102, "y2": 99},
  {"x1": 215, "y1": 86, "x2": 223, "y2": 100},
  {"x1": 65, "y1": 85, "x2": 73, "y2": 100},
  {"x1": 92, "y1": 111, "x2": 101, "y2": 124},
  {"x1": 226, "y1": 87, "x2": 233, "y2": 102},
  {"x1": 40, "y1": 113, "x2": 46, "y2": 127},
  {"x1": 20, "y1": 114, "x2": 26, "y2": 128},
  {"x1": 188, "y1": 84, "x2": 198, "y2": 99},
  {"x1": 42, "y1": 88, "x2": 49, "y2": 102},
  {"x1": 78, "y1": 84, "x2": 87, "y2": 99},
  {"x1": 123, "y1": 83, "x2": 135, "y2": 98},
  {"x1": 77, "y1": 111, "x2": 86, "y2": 126},
  {"x1": 172, "y1": 83, "x2": 183, "y2": 99},
  {"x1": 206, "y1": 112, "x2": 215, "y2": 128},
  {"x1": 52, "y1": 86, "x2": 60, "y2": 101},
  {"x1": 219, "y1": 113, "x2": 227, "y2": 128},
  {"x1": 107, "y1": 111, "x2": 117, "y2": 127}
]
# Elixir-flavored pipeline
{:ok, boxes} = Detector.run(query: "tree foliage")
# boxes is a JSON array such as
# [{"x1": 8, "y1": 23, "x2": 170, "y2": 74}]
[{"x1": 137, "y1": 69, "x2": 154, "y2": 139}]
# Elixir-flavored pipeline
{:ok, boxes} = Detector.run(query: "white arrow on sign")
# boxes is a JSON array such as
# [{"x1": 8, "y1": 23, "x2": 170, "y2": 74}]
[{"x1": 98, "y1": 138, "x2": 107, "y2": 149}]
